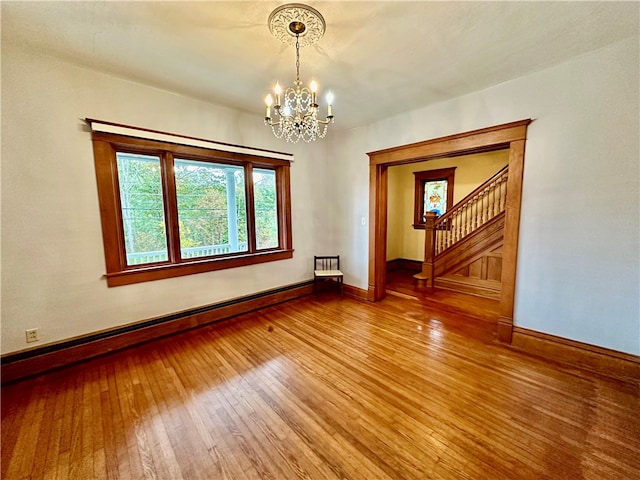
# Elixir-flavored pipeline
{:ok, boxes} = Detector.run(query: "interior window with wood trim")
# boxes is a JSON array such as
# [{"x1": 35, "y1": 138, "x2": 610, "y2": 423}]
[
  {"x1": 413, "y1": 167, "x2": 456, "y2": 229},
  {"x1": 91, "y1": 132, "x2": 293, "y2": 286}
]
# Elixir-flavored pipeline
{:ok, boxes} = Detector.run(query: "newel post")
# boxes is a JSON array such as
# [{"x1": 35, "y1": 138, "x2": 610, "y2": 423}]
[{"x1": 414, "y1": 211, "x2": 437, "y2": 288}]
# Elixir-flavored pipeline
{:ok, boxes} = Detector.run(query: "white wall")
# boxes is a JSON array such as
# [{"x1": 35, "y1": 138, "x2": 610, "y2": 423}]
[
  {"x1": 328, "y1": 38, "x2": 639, "y2": 355},
  {"x1": 1, "y1": 45, "x2": 331, "y2": 354},
  {"x1": 3, "y1": 37, "x2": 639, "y2": 358}
]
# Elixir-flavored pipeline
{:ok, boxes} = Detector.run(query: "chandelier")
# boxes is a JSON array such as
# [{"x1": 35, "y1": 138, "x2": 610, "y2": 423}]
[{"x1": 263, "y1": 4, "x2": 334, "y2": 143}]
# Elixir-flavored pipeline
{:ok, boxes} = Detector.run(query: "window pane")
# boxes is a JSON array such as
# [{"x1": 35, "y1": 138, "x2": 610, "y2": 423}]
[
  {"x1": 253, "y1": 168, "x2": 279, "y2": 250},
  {"x1": 116, "y1": 153, "x2": 168, "y2": 265},
  {"x1": 424, "y1": 180, "x2": 448, "y2": 217},
  {"x1": 174, "y1": 159, "x2": 248, "y2": 258}
]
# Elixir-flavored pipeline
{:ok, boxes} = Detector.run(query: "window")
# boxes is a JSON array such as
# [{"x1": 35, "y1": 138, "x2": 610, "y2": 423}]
[
  {"x1": 92, "y1": 132, "x2": 293, "y2": 286},
  {"x1": 174, "y1": 159, "x2": 248, "y2": 259},
  {"x1": 413, "y1": 167, "x2": 456, "y2": 229},
  {"x1": 253, "y1": 168, "x2": 279, "y2": 250}
]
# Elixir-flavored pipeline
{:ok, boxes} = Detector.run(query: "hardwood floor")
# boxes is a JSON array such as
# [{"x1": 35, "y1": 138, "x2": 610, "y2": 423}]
[
  {"x1": 2, "y1": 294, "x2": 639, "y2": 479},
  {"x1": 386, "y1": 267, "x2": 501, "y2": 322}
]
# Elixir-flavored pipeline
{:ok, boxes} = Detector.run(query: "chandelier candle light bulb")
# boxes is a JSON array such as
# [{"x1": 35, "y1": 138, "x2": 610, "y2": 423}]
[
  {"x1": 263, "y1": 3, "x2": 334, "y2": 143},
  {"x1": 274, "y1": 82, "x2": 282, "y2": 107},
  {"x1": 310, "y1": 80, "x2": 318, "y2": 106},
  {"x1": 265, "y1": 94, "x2": 273, "y2": 119},
  {"x1": 327, "y1": 91, "x2": 334, "y2": 118}
]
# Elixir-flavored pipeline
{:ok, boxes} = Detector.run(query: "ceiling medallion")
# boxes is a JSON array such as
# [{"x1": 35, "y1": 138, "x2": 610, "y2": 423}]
[
  {"x1": 263, "y1": 3, "x2": 334, "y2": 143},
  {"x1": 268, "y1": 3, "x2": 326, "y2": 48}
]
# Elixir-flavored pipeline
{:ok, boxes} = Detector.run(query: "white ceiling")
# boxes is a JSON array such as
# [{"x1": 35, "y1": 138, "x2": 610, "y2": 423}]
[{"x1": 2, "y1": 1, "x2": 638, "y2": 130}]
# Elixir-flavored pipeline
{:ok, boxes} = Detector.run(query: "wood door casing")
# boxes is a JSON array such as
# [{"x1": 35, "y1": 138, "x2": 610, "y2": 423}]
[{"x1": 367, "y1": 119, "x2": 531, "y2": 343}]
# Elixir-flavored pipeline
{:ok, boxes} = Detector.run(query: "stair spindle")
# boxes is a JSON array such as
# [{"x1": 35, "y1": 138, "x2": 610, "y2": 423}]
[
  {"x1": 489, "y1": 183, "x2": 498, "y2": 218},
  {"x1": 462, "y1": 204, "x2": 467, "y2": 237},
  {"x1": 474, "y1": 196, "x2": 479, "y2": 230},
  {"x1": 484, "y1": 189, "x2": 488, "y2": 222},
  {"x1": 486, "y1": 189, "x2": 490, "y2": 221},
  {"x1": 471, "y1": 198, "x2": 476, "y2": 232},
  {"x1": 504, "y1": 178, "x2": 508, "y2": 211}
]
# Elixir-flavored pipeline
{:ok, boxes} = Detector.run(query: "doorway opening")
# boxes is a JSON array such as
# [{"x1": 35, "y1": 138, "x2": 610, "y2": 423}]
[{"x1": 367, "y1": 120, "x2": 531, "y2": 343}]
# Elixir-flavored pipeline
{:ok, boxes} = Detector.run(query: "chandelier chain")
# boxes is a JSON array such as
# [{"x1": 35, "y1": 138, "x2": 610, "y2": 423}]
[{"x1": 295, "y1": 34, "x2": 301, "y2": 84}]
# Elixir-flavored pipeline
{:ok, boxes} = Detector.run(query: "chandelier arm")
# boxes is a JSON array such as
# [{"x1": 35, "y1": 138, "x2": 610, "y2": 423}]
[{"x1": 265, "y1": 118, "x2": 283, "y2": 127}]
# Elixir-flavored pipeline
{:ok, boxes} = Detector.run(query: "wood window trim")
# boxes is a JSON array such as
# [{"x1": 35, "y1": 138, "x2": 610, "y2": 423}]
[
  {"x1": 91, "y1": 131, "x2": 293, "y2": 287},
  {"x1": 412, "y1": 167, "x2": 456, "y2": 229}
]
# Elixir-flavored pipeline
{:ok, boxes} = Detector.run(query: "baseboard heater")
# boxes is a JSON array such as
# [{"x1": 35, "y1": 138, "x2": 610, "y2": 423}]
[{"x1": 1, "y1": 281, "x2": 314, "y2": 384}]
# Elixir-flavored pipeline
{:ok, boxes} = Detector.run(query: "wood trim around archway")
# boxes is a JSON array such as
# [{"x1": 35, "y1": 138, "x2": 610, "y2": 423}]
[{"x1": 367, "y1": 119, "x2": 532, "y2": 343}]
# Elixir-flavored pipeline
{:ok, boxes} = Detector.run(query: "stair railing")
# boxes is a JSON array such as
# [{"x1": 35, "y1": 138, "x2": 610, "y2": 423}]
[
  {"x1": 434, "y1": 165, "x2": 509, "y2": 256},
  {"x1": 416, "y1": 165, "x2": 509, "y2": 286}
]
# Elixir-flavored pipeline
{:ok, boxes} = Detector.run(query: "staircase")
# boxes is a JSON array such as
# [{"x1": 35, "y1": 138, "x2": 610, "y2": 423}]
[{"x1": 416, "y1": 165, "x2": 508, "y2": 299}]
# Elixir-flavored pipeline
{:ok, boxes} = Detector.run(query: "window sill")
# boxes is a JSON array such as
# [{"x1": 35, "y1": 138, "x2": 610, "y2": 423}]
[{"x1": 104, "y1": 249, "x2": 294, "y2": 287}]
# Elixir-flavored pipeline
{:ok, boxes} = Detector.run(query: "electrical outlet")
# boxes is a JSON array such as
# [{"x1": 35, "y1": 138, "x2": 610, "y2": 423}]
[{"x1": 25, "y1": 328, "x2": 39, "y2": 343}]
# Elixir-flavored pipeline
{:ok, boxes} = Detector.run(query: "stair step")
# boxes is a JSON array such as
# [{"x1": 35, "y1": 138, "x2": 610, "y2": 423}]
[{"x1": 434, "y1": 275, "x2": 501, "y2": 300}]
